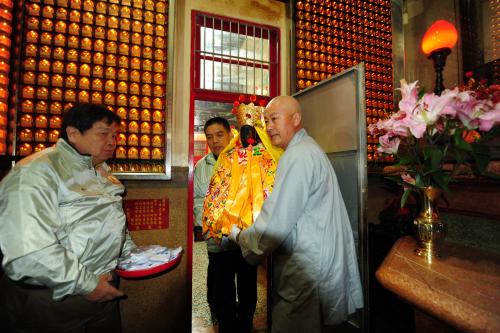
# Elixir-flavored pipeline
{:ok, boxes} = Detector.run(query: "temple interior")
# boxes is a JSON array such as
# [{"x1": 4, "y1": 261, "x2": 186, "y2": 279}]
[{"x1": 0, "y1": 0, "x2": 499, "y2": 332}]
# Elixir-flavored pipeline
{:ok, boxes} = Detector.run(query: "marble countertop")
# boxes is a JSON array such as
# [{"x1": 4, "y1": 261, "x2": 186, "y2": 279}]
[{"x1": 376, "y1": 236, "x2": 500, "y2": 333}]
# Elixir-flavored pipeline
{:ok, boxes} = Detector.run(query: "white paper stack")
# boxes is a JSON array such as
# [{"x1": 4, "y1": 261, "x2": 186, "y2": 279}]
[{"x1": 117, "y1": 245, "x2": 182, "y2": 271}]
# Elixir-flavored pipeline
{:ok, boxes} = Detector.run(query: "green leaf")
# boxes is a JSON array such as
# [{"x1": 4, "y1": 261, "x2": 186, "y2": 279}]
[
  {"x1": 441, "y1": 173, "x2": 452, "y2": 185},
  {"x1": 385, "y1": 176, "x2": 407, "y2": 186},
  {"x1": 423, "y1": 168, "x2": 442, "y2": 176},
  {"x1": 451, "y1": 148, "x2": 467, "y2": 164},
  {"x1": 470, "y1": 143, "x2": 490, "y2": 173},
  {"x1": 418, "y1": 86, "x2": 426, "y2": 99},
  {"x1": 423, "y1": 146, "x2": 434, "y2": 160},
  {"x1": 431, "y1": 172, "x2": 451, "y2": 192},
  {"x1": 422, "y1": 147, "x2": 443, "y2": 173},
  {"x1": 384, "y1": 176, "x2": 418, "y2": 190},
  {"x1": 453, "y1": 131, "x2": 472, "y2": 152},
  {"x1": 401, "y1": 188, "x2": 412, "y2": 208},
  {"x1": 431, "y1": 149, "x2": 443, "y2": 169},
  {"x1": 395, "y1": 155, "x2": 415, "y2": 166},
  {"x1": 472, "y1": 153, "x2": 490, "y2": 174},
  {"x1": 415, "y1": 173, "x2": 425, "y2": 187}
]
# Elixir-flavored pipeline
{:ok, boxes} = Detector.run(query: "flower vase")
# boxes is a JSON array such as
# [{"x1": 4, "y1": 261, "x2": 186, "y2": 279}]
[{"x1": 413, "y1": 186, "x2": 447, "y2": 263}]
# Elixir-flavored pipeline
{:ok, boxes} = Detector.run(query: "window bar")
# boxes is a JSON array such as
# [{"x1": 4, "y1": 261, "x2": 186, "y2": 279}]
[
  {"x1": 245, "y1": 23, "x2": 248, "y2": 94},
  {"x1": 220, "y1": 18, "x2": 224, "y2": 91},
  {"x1": 252, "y1": 25, "x2": 257, "y2": 95},
  {"x1": 237, "y1": 21, "x2": 240, "y2": 93},
  {"x1": 229, "y1": 20, "x2": 232, "y2": 92},
  {"x1": 261, "y1": 27, "x2": 264, "y2": 96},
  {"x1": 269, "y1": 34, "x2": 272, "y2": 96},
  {"x1": 212, "y1": 16, "x2": 215, "y2": 91},
  {"x1": 203, "y1": 15, "x2": 207, "y2": 89},
  {"x1": 266, "y1": 28, "x2": 270, "y2": 95},
  {"x1": 274, "y1": 35, "x2": 278, "y2": 96}
]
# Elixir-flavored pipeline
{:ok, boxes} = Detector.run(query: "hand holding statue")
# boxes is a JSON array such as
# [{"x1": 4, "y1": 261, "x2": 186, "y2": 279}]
[{"x1": 228, "y1": 224, "x2": 241, "y2": 244}]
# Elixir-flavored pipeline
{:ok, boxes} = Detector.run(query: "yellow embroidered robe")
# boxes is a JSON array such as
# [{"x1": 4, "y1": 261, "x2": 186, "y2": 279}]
[{"x1": 202, "y1": 128, "x2": 282, "y2": 242}]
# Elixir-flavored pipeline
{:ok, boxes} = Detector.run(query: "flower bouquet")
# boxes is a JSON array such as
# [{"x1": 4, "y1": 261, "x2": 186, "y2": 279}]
[
  {"x1": 369, "y1": 78, "x2": 500, "y2": 206},
  {"x1": 369, "y1": 78, "x2": 500, "y2": 261}
]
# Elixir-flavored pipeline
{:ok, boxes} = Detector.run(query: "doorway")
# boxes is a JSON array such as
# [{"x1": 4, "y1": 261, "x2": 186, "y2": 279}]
[
  {"x1": 188, "y1": 11, "x2": 280, "y2": 333},
  {"x1": 190, "y1": 100, "x2": 269, "y2": 332}
]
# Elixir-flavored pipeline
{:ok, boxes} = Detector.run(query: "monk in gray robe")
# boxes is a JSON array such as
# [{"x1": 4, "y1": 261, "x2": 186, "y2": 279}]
[{"x1": 230, "y1": 96, "x2": 363, "y2": 333}]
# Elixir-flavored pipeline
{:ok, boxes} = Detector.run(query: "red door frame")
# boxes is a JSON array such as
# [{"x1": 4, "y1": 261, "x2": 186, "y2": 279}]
[{"x1": 187, "y1": 9, "x2": 281, "y2": 327}]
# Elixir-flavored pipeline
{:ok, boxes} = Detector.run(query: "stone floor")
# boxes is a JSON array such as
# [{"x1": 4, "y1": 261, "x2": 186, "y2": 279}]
[{"x1": 191, "y1": 241, "x2": 268, "y2": 333}]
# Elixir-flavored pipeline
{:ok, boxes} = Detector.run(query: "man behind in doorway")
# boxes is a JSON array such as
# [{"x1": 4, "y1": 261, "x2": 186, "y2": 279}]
[
  {"x1": 230, "y1": 96, "x2": 364, "y2": 333},
  {"x1": 0, "y1": 104, "x2": 136, "y2": 333},
  {"x1": 193, "y1": 117, "x2": 233, "y2": 319}
]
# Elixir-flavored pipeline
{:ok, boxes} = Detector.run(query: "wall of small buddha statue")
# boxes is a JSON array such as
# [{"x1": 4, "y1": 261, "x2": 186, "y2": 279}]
[{"x1": 0, "y1": 0, "x2": 496, "y2": 332}]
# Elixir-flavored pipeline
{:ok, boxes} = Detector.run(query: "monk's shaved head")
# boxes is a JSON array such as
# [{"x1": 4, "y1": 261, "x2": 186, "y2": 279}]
[
  {"x1": 264, "y1": 96, "x2": 303, "y2": 150},
  {"x1": 265, "y1": 96, "x2": 302, "y2": 118}
]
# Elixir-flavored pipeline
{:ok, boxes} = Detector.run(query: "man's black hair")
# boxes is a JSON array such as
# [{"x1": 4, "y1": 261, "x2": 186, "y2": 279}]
[
  {"x1": 204, "y1": 116, "x2": 231, "y2": 134},
  {"x1": 60, "y1": 103, "x2": 121, "y2": 140}
]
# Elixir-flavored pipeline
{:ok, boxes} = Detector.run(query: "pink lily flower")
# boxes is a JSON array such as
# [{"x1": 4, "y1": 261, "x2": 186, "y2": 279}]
[
  {"x1": 397, "y1": 79, "x2": 419, "y2": 114},
  {"x1": 401, "y1": 173, "x2": 416, "y2": 185},
  {"x1": 378, "y1": 133, "x2": 400, "y2": 154},
  {"x1": 478, "y1": 102, "x2": 500, "y2": 131}
]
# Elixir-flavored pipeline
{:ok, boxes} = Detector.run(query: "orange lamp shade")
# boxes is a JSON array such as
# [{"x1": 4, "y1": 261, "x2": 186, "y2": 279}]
[{"x1": 421, "y1": 20, "x2": 458, "y2": 55}]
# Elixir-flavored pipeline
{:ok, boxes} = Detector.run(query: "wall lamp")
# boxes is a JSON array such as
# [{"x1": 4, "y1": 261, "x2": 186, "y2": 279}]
[{"x1": 421, "y1": 20, "x2": 458, "y2": 95}]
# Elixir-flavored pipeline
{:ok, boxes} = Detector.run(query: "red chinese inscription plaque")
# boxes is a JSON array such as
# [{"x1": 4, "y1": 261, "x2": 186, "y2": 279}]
[{"x1": 124, "y1": 199, "x2": 169, "y2": 231}]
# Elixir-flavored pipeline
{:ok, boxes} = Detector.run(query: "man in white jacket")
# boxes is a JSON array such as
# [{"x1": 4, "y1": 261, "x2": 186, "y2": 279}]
[
  {"x1": 0, "y1": 104, "x2": 135, "y2": 332},
  {"x1": 230, "y1": 96, "x2": 363, "y2": 333}
]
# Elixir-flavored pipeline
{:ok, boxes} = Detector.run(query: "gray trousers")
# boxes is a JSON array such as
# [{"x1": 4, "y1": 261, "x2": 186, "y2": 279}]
[{"x1": 0, "y1": 276, "x2": 121, "y2": 333}]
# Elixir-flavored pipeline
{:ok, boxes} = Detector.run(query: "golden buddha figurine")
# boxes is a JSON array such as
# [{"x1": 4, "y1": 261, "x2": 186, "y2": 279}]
[
  {"x1": 202, "y1": 97, "x2": 283, "y2": 242},
  {"x1": 140, "y1": 147, "x2": 151, "y2": 159}
]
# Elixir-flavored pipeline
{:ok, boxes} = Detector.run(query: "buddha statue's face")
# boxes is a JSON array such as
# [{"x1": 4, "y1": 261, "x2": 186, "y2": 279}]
[{"x1": 240, "y1": 125, "x2": 260, "y2": 148}]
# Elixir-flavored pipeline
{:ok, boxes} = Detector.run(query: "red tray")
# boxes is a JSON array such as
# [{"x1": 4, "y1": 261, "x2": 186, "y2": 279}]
[{"x1": 116, "y1": 252, "x2": 182, "y2": 279}]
